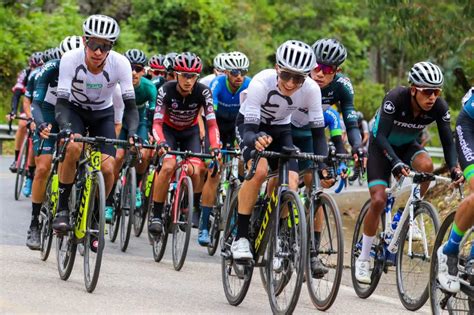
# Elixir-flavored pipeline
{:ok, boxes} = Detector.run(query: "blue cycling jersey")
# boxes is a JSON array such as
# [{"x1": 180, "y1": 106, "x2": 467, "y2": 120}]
[{"x1": 209, "y1": 75, "x2": 251, "y2": 121}]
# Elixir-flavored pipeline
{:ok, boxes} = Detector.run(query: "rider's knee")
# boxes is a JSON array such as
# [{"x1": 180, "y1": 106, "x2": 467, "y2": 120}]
[
  {"x1": 289, "y1": 171, "x2": 299, "y2": 190},
  {"x1": 371, "y1": 192, "x2": 387, "y2": 214},
  {"x1": 35, "y1": 163, "x2": 50, "y2": 180},
  {"x1": 160, "y1": 159, "x2": 176, "y2": 177},
  {"x1": 65, "y1": 143, "x2": 81, "y2": 161},
  {"x1": 252, "y1": 163, "x2": 268, "y2": 184}
]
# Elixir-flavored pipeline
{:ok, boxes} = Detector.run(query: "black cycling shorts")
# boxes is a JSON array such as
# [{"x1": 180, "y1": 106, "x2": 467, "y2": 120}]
[
  {"x1": 236, "y1": 113, "x2": 298, "y2": 172},
  {"x1": 203, "y1": 117, "x2": 237, "y2": 153},
  {"x1": 455, "y1": 109, "x2": 474, "y2": 181},
  {"x1": 56, "y1": 103, "x2": 116, "y2": 157},
  {"x1": 367, "y1": 135, "x2": 427, "y2": 188}
]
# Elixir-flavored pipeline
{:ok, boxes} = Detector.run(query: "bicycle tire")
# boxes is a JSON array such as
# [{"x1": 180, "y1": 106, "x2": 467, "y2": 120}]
[
  {"x1": 172, "y1": 176, "x2": 193, "y2": 271},
  {"x1": 39, "y1": 174, "x2": 55, "y2": 261},
  {"x1": 84, "y1": 171, "x2": 106, "y2": 293},
  {"x1": 306, "y1": 192, "x2": 344, "y2": 311},
  {"x1": 120, "y1": 167, "x2": 136, "y2": 252},
  {"x1": 56, "y1": 230, "x2": 77, "y2": 281},
  {"x1": 350, "y1": 199, "x2": 385, "y2": 299},
  {"x1": 109, "y1": 181, "x2": 121, "y2": 242},
  {"x1": 267, "y1": 190, "x2": 307, "y2": 315},
  {"x1": 221, "y1": 188, "x2": 253, "y2": 306},
  {"x1": 396, "y1": 200, "x2": 440, "y2": 311},
  {"x1": 14, "y1": 137, "x2": 28, "y2": 200},
  {"x1": 207, "y1": 206, "x2": 221, "y2": 256},
  {"x1": 153, "y1": 201, "x2": 171, "y2": 262}
]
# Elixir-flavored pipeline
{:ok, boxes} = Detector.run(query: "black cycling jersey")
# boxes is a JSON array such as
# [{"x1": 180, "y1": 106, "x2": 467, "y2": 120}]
[{"x1": 371, "y1": 86, "x2": 457, "y2": 169}]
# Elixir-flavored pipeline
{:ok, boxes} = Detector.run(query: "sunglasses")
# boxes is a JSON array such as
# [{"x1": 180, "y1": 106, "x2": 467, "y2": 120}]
[
  {"x1": 278, "y1": 70, "x2": 306, "y2": 85},
  {"x1": 152, "y1": 69, "x2": 167, "y2": 76},
  {"x1": 131, "y1": 64, "x2": 144, "y2": 72},
  {"x1": 176, "y1": 72, "x2": 199, "y2": 79},
  {"x1": 86, "y1": 39, "x2": 113, "y2": 53},
  {"x1": 229, "y1": 69, "x2": 248, "y2": 77},
  {"x1": 415, "y1": 87, "x2": 442, "y2": 97},
  {"x1": 314, "y1": 64, "x2": 336, "y2": 75}
]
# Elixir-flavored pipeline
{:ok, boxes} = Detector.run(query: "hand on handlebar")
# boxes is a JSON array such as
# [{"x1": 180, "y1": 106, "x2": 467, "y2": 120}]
[
  {"x1": 391, "y1": 162, "x2": 410, "y2": 179},
  {"x1": 6, "y1": 112, "x2": 15, "y2": 122},
  {"x1": 158, "y1": 142, "x2": 170, "y2": 156},
  {"x1": 319, "y1": 167, "x2": 336, "y2": 189},
  {"x1": 254, "y1": 132, "x2": 272, "y2": 151},
  {"x1": 38, "y1": 122, "x2": 52, "y2": 139}
]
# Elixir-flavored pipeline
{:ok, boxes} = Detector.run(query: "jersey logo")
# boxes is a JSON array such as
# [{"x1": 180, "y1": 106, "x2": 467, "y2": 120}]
[
  {"x1": 442, "y1": 110, "x2": 450, "y2": 122},
  {"x1": 383, "y1": 101, "x2": 395, "y2": 114}
]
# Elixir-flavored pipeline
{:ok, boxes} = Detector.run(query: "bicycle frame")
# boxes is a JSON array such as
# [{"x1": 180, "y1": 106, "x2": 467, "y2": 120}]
[
  {"x1": 170, "y1": 157, "x2": 193, "y2": 225},
  {"x1": 75, "y1": 148, "x2": 102, "y2": 240}
]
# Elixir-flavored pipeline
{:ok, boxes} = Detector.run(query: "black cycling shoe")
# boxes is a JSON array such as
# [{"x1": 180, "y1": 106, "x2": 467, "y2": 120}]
[
  {"x1": 311, "y1": 256, "x2": 329, "y2": 279},
  {"x1": 148, "y1": 217, "x2": 163, "y2": 235},
  {"x1": 52, "y1": 210, "x2": 71, "y2": 233},
  {"x1": 192, "y1": 209, "x2": 200, "y2": 229},
  {"x1": 26, "y1": 226, "x2": 41, "y2": 250},
  {"x1": 9, "y1": 161, "x2": 17, "y2": 173}
]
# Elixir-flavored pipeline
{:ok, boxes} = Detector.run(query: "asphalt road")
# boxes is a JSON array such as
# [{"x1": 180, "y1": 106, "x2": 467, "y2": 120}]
[{"x1": 0, "y1": 155, "x2": 430, "y2": 314}]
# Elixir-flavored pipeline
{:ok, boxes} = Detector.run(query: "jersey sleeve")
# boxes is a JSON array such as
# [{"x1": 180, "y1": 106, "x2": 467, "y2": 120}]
[
  {"x1": 152, "y1": 86, "x2": 167, "y2": 144},
  {"x1": 435, "y1": 99, "x2": 458, "y2": 169},
  {"x1": 209, "y1": 77, "x2": 221, "y2": 110},
  {"x1": 24, "y1": 73, "x2": 36, "y2": 100},
  {"x1": 305, "y1": 83, "x2": 325, "y2": 128},
  {"x1": 113, "y1": 85, "x2": 124, "y2": 124},
  {"x1": 202, "y1": 86, "x2": 220, "y2": 149},
  {"x1": 372, "y1": 90, "x2": 402, "y2": 166},
  {"x1": 31, "y1": 65, "x2": 55, "y2": 125},
  {"x1": 337, "y1": 77, "x2": 361, "y2": 148},
  {"x1": 242, "y1": 79, "x2": 266, "y2": 125},
  {"x1": 118, "y1": 57, "x2": 135, "y2": 101},
  {"x1": 56, "y1": 52, "x2": 75, "y2": 100}
]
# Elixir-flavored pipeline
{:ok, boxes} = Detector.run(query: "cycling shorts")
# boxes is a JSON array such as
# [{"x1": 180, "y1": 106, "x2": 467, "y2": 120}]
[
  {"x1": 56, "y1": 103, "x2": 116, "y2": 157},
  {"x1": 163, "y1": 124, "x2": 202, "y2": 167},
  {"x1": 118, "y1": 122, "x2": 149, "y2": 148},
  {"x1": 367, "y1": 136, "x2": 427, "y2": 188},
  {"x1": 236, "y1": 113, "x2": 298, "y2": 173},
  {"x1": 455, "y1": 109, "x2": 474, "y2": 181}
]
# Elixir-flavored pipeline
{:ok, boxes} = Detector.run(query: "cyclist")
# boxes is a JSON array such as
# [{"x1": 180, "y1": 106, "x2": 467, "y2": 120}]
[
  {"x1": 199, "y1": 52, "x2": 227, "y2": 87},
  {"x1": 231, "y1": 40, "x2": 327, "y2": 260},
  {"x1": 149, "y1": 52, "x2": 220, "y2": 235},
  {"x1": 7, "y1": 52, "x2": 43, "y2": 175},
  {"x1": 52, "y1": 14, "x2": 139, "y2": 233},
  {"x1": 148, "y1": 54, "x2": 167, "y2": 90},
  {"x1": 437, "y1": 87, "x2": 474, "y2": 293},
  {"x1": 355, "y1": 61, "x2": 462, "y2": 284},
  {"x1": 26, "y1": 36, "x2": 83, "y2": 249},
  {"x1": 107, "y1": 49, "x2": 157, "y2": 222},
  {"x1": 197, "y1": 51, "x2": 251, "y2": 246},
  {"x1": 163, "y1": 52, "x2": 178, "y2": 81},
  {"x1": 357, "y1": 111, "x2": 369, "y2": 149}
]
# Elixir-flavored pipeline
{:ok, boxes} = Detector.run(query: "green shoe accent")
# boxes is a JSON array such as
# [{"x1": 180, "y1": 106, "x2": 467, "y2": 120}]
[
  {"x1": 105, "y1": 206, "x2": 114, "y2": 223},
  {"x1": 135, "y1": 189, "x2": 142, "y2": 208}
]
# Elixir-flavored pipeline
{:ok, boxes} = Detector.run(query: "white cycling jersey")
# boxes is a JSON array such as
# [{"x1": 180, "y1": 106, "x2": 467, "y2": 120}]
[
  {"x1": 199, "y1": 73, "x2": 217, "y2": 87},
  {"x1": 112, "y1": 84, "x2": 125, "y2": 124},
  {"x1": 239, "y1": 69, "x2": 324, "y2": 128},
  {"x1": 56, "y1": 49, "x2": 134, "y2": 111}
]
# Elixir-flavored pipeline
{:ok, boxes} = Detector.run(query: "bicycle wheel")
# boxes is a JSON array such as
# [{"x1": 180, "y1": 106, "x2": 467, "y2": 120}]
[
  {"x1": 120, "y1": 167, "x2": 136, "y2": 252},
  {"x1": 172, "y1": 176, "x2": 193, "y2": 271},
  {"x1": 397, "y1": 201, "x2": 440, "y2": 310},
  {"x1": 350, "y1": 199, "x2": 385, "y2": 298},
  {"x1": 56, "y1": 229, "x2": 77, "y2": 280},
  {"x1": 83, "y1": 171, "x2": 106, "y2": 293},
  {"x1": 267, "y1": 190, "x2": 307, "y2": 315},
  {"x1": 207, "y1": 205, "x2": 221, "y2": 256},
  {"x1": 133, "y1": 184, "x2": 148, "y2": 237},
  {"x1": 153, "y1": 203, "x2": 170, "y2": 262},
  {"x1": 221, "y1": 188, "x2": 253, "y2": 306},
  {"x1": 306, "y1": 192, "x2": 344, "y2": 311},
  {"x1": 14, "y1": 137, "x2": 28, "y2": 200},
  {"x1": 108, "y1": 181, "x2": 121, "y2": 242},
  {"x1": 39, "y1": 174, "x2": 55, "y2": 261},
  {"x1": 430, "y1": 211, "x2": 474, "y2": 314}
]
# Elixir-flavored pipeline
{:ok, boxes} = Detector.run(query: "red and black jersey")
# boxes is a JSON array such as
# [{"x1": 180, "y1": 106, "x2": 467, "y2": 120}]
[{"x1": 153, "y1": 81, "x2": 220, "y2": 149}]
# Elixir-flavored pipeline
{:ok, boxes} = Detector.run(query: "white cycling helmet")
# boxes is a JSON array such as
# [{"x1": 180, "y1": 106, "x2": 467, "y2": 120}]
[
  {"x1": 276, "y1": 40, "x2": 316, "y2": 75},
  {"x1": 125, "y1": 49, "x2": 147, "y2": 65},
  {"x1": 213, "y1": 53, "x2": 227, "y2": 71},
  {"x1": 59, "y1": 35, "x2": 84, "y2": 56},
  {"x1": 224, "y1": 51, "x2": 249, "y2": 70},
  {"x1": 83, "y1": 14, "x2": 120, "y2": 43},
  {"x1": 408, "y1": 61, "x2": 444, "y2": 88}
]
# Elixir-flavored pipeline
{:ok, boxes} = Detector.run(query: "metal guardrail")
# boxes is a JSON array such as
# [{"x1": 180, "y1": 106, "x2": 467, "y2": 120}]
[{"x1": 0, "y1": 124, "x2": 18, "y2": 155}]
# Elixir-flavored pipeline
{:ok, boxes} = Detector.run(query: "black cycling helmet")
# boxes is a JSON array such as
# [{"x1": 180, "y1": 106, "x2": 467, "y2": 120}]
[{"x1": 312, "y1": 38, "x2": 347, "y2": 66}]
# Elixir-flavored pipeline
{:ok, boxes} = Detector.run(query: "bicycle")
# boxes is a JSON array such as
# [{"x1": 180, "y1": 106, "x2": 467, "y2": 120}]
[
  {"x1": 207, "y1": 148, "x2": 241, "y2": 256},
  {"x1": 351, "y1": 172, "x2": 450, "y2": 310},
  {"x1": 151, "y1": 149, "x2": 218, "y2": 271},
  {"x1": 13, "y1": 116, "x2": 34, "y2": 200},
  {"x1": 55, "y1": 133, "x2": 128, "y2": 293},
  {"x1": 221, "y1": 146, "x2": 310, "y2": 314},
  {"x1": 429, "y1": 191, "x2": 473, "y2": 314},
  {"x1": 108, "y1": 139, "x2": 144, "y2": 252},
  {"x1": 301, "y1": 150, "x2": 352, "y2": 311}
]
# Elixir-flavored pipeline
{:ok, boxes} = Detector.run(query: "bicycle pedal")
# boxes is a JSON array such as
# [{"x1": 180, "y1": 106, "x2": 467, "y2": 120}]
[{"x1": 234, "y1": 258, "x2": 254, "y2": 266}]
